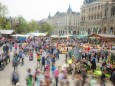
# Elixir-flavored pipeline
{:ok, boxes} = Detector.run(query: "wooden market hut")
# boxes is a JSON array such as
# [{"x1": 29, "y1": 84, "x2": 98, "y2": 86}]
[
  {"x1": 88, "y1": 33, "x2": 115, "y2": 42},
  {"x1": 0, "y1": 30, "x2": 16, "y2": 38}
]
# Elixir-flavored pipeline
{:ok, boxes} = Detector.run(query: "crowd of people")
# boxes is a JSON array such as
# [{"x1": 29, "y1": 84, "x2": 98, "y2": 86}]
[{"x1": 0, "y1": 36, "x2": 115, "y2": 86}]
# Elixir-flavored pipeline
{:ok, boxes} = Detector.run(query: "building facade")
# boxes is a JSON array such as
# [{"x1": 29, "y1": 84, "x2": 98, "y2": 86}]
[
  {"x1": 80, "y1": 0, "x2": 115, "y2": 35},
  {"x1": 45, "y1": 5, "x2": 80, "y2": 35}
]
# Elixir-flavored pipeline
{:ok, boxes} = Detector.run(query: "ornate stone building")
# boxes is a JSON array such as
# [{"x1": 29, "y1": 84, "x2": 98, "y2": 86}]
[
  {"x1": 45, "y1": 5, "x2": 80, "y2": 35},
  {"x1": 80, "y1": 0, "x2": 115, "y2": 35}
]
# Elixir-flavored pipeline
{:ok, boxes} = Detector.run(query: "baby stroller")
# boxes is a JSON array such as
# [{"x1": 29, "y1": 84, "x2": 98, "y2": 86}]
[{"x1": 29, "y1": 51, "x2": 33, "y2": 61}]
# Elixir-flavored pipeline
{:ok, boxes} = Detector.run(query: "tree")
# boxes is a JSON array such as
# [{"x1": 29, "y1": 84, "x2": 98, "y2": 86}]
[
  {"x1": 0, "y1": 17, "x2": 11, "y2": 30},
  {"x1": 39, "y1": 22, "x2": 52, "y2": 34},
  {"x1": 15, "y1": 16, "x2": 28, "y2": 34},
  {"x1": 0, "y1": 3, "x2": 9, "y2": 29},
  {"x1": 28, "y1": 19, "x2": 39, "y2": 32},
  {"x1": 0, "y1": 3, "x2": 8, "y2": 17}
]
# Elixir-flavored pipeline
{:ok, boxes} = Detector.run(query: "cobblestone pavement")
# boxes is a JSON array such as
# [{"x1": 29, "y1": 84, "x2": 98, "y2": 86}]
[{"x1": 0, "y1": 47, "x2": 113, "y2": 86}]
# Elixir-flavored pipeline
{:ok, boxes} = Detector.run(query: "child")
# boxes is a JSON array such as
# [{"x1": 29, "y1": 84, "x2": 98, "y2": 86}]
[{"x1": 37, "y1": 52, "x2": 41, "y2": 67}]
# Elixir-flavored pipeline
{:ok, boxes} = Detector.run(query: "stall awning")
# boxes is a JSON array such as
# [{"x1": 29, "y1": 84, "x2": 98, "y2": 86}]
[
  {"x1": 88, "y1": 33, "x2": 115, "y2": 39},
  {"x1": 0, "y1": 30, "x2": 15, "y2": 35}
]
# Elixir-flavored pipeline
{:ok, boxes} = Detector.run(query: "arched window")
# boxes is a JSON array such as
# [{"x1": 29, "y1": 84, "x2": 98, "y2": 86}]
[
  {"x1": 88, "y1": 28, "x2": 91, "y2": 34},
  {"x1": 73, "y1": 31, "x2": 76, "y2": 35},
  {"x1": 104, "y1": 27, "x2": 106, "y2": 34},
  {"x1": 105, "y1": 7, "x2": 108, "y2": 17},
  {"x1": 110, "y1": 26, "x2": 113, "y2": 34},
  {"x1": 111, "y1": 6, "x2": 115, "y2": 16}
]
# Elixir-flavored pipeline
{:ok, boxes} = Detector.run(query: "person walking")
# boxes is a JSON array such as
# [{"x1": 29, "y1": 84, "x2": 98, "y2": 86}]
[
  {"x1": 12, "y1": 71, "x2": 19, "y2": 86},
  {"x1": 111, "y1": 69, "x2": 115, "y2": 86},
  {"x1": 41, "y1": 50, "x2": 47, "y2": 71},
  {"x1": 71, "y1": 62, "x2": 76, "y2": 79},
  {"x1": 91, "y1": 54, "x2": 96, "y2": 72},
  {"x1": 54, "y1": 66, "x2": 60, "y2": 86},
  {"x1": 73, "y1": 74, "x2": 82, "y2": 86},
  {"x1": 26, "y1": 68, "x2": 33, "y2": 86},
  {"x1": 36, "y1": 52, "x2": 41, "y2": 68},
  {"x1": 12, "y1": 53, "x2": 18, "y2": 71}
]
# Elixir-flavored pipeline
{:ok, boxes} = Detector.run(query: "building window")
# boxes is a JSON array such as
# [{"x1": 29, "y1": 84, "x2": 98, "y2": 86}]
[
  {"x1": 91, "y1": 15, "x2": 93, "y2": 20},
  {"x1": 111, "y1": 6, "x2": 115, "y2": 16},
  {"x1": 89, "y1": 8, "x2": 91, "y2": 12},
  {"x1": 97, "y1": 14, "x2": 99, "y2": 19},
  {"x1": 98, "y1": 5, "x2": 100, "y2": 9},
  {"x1": 89, "y1": 16, "x2": 90, "y2": 20},
  {"x1": 104, "y1": 27, "x2": 106, "y2": 34},
  {"x1": 94, "y1": 15, "x2": 96, "y2": 20},
  {"x1": 69, "y1": 23, "x2": 71, "y2": 25},
  {"x1": 100, "y1": 13, "x2": 102, "y2": 19},
  {"x1": 105, "y1": 7, "x2": 108, "y2": 17},
  {"x1": 110, "y1": 27, "x2": 113, "y2": 34}
]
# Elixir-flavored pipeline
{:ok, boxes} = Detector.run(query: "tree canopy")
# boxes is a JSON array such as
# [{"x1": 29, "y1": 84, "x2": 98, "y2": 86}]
[
  {"x1": 0, "y1": 3, "x2": 9, "y2": 30},
  {"x1": 28, "y1": 20, "x2": 39, "y2": 32},
  {"x1": 39, "y1": 22, "x2": 52, "y2": 34}
]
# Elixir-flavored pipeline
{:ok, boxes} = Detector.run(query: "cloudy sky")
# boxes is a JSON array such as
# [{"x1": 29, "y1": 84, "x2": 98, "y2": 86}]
[{"x1": 1, "y1": 0, "x2": 84, "y2": 21}]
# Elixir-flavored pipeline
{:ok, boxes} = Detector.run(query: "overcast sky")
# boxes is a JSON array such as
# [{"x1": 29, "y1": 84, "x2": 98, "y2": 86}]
[{"x1": 1, "y1": 0, "x2": 84, "y2": 21}]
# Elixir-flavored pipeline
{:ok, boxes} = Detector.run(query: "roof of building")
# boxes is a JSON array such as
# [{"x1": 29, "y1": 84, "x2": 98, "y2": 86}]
[{"x1": 0, "y1": 30, "x2": 15, "y2": 34}]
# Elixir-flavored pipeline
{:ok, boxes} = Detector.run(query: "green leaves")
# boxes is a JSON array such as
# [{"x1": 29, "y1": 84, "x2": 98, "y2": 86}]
[
  {"x1": 39, "y1": 22, "x2": 52, "y2": 34},
  {"x1": 28, "y1": 19, "x2": 39, "y2": 32}
]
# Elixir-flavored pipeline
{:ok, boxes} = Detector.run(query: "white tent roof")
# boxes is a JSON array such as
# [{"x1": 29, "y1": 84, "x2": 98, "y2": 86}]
[
  {"x1": 28, "y1": 32, "x2": 47, "y2": 36},
  {"x1": 0, "y1": 30, "x2": 15, "y2": 34},
  {"x1": 50, "y1": 35, "x2": 59, "y2": 38},
  {"x1": 11, "y1": 34, "x2": 29, "y2": 37}
]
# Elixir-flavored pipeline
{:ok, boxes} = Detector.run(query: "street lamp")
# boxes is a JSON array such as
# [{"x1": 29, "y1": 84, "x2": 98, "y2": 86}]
[{"x1": 9, "y1": 17, "x2": 15, "y2": 30}]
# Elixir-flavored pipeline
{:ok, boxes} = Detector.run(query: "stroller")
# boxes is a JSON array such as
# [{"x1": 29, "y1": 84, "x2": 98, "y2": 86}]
[{"x1": 29, "y1": 51, "x2": 33, "y2": 61}]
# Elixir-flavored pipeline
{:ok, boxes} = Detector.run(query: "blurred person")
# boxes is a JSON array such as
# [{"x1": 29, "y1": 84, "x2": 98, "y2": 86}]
[
  {"x1": 41, "y1": 50, "x2": 46, "y2": 71},
  {"x1": 59, "y1": 70, "x2": 64, "y2": 86},
  {"x1": 59, "y1": 70, "x2": 69, "y2": 86},
  {"x1": 12, "y1": 71, "x2": 19, "y2": 86},
  {"x1": 44, "y1": 68, "x2": 51, "y2": 86},
  {"x1": 51, "y1": 55, "x2": 55, "y2": 66},
  {"x1": 9, "y1": 42, "x2": 13, "y2": 52},
  {"x1": 111, "y1": 69, "x2": 115, "y2": 86},
  {"x1": 36, "y1": 71, "x2": 44, "y2": 86},
  {"x1": 54, "y1": 66, "x2": 60, "y2": 86},
  {"x1": 5, "y1": 52, "x2": 10, "y2": 64},
  {"x1": 26, "y1": 68, "x2": 33, "y2": 86},
  {"x1": 73, "y1": 74, "x2": 82, "y2": 86},
  {"x1": 100, "y1": 71, "x2": 106, "y2": 86},
  {"x1": 33, "y1": 68, "x2": 41, "y2": 86},
  {"x1": 71, "y1": 62, "x2": 76, "y2": 79},
  {"x1": 12, "y1": 53, "x2": 18, "y2": 71},
  {"x1": 91, "y1": 55, "x2": 96, "y2": 72},
  {"x1": 14, "y1": 42, "x2": 18, "y2": 52},
  {"x1": 90, "y1": 76, "x2": 97, "y2": 86},
  {"x1": 36, "y1": 52, "x2": 41, "y2": 68},
  {"x1": 97, "y1": 50, "x2": 100, "y2": 62},
  {"x1": 81, "y1": 69, "x2": 87, "y2": 86},
  {"x1": 29, "y1": 50, "x2": 33, "y2": 61},
  {"x1": 106, "y1": 61, "x2": 111, "y2": 74}
]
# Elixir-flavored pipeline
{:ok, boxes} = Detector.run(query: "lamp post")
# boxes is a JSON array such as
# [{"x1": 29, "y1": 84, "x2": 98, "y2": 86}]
[{"x1": 9, "y1": 17, "x2": 15, "y2": 30}]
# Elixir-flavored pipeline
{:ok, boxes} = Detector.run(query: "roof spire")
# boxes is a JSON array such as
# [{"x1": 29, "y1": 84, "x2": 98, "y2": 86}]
[
  {"x1": 48, "y1": 13, "x2": 51, "y2": 19},
  {"x1": 67, "y1": 4, "x2": 72, "y2": 13}
]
